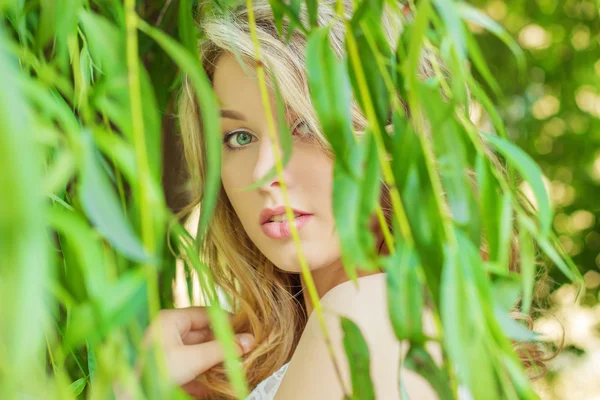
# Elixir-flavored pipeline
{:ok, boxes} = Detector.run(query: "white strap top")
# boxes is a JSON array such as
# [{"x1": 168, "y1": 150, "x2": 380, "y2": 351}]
[{"x1": 244, "y1": 362, "x2": 290, "y2": 400}]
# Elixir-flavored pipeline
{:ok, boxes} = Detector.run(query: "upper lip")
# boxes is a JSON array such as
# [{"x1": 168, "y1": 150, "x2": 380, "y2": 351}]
[{"x1": 259, "y1": 206, "x2": 310, "y2": 225}]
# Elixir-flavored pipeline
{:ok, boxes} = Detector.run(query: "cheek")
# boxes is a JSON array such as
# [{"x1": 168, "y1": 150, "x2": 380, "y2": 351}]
[
  {"x1": 220, "y1": 154, "x2": 248, "y2": 196},
  {"x1": 298, "y1": 154, "x2": 334, "y2": 203},
  {"x1": 221, "y1": 166, "x2": 245, "y2": 218}
]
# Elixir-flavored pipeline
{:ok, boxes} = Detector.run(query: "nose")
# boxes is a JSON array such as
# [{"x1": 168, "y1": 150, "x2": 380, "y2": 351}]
[{"x1": 253, "y1": 137, "x2": 287, "y2": 192}]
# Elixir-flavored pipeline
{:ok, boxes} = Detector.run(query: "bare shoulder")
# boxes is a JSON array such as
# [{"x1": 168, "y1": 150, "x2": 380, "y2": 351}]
[{"x1": 274, "y1": 273, "x2": 440, "y2": 400}]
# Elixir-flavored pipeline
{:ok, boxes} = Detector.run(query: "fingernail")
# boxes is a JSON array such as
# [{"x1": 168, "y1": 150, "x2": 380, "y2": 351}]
[{"x1": 236, "y1": 333, "x2": 255, "y2": 352}]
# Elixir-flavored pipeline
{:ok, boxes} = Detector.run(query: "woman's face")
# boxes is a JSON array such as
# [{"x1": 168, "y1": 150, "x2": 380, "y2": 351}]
[{"x1": 212, "y1": 53, "x2": 342, "y2": 273}]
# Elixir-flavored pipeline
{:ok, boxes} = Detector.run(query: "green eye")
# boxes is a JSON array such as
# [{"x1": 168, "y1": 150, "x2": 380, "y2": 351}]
[
  {"x1": 223, "y1": 130, "x2": 255, "y2": 151},
  {"x1": 236, "y1": 132, "x2": 252, "y2": 145}
]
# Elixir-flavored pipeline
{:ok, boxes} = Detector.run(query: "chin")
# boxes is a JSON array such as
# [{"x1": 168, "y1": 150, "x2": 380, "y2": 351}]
[{"x1": 272, "y1": 252, "x2": 337, "y2": 274}]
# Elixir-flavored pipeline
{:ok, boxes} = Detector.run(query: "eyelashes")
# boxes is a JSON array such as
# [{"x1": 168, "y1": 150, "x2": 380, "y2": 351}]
[
  {"x1": 223, "y1": 129, "x2": 253, "y2": 152},
  {"x1": 222, "y1": 119, "x2": 310, "y2": 152}
]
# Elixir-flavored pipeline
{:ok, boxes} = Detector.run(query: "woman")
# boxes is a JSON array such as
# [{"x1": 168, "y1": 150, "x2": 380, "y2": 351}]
[{"x1": 144, "y1": 0, "x2": 546, "y2": 399}]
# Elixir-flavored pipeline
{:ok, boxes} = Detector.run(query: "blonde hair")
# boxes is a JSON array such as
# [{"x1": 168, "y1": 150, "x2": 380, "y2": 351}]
[{"x1": 175, "y1": 0, "x2": 550, "y2": 397}]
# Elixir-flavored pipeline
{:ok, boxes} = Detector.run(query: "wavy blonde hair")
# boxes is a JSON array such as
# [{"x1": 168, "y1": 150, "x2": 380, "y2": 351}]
[{"x1": 175, "y1": 0, "x2": 551, "y2": 397}]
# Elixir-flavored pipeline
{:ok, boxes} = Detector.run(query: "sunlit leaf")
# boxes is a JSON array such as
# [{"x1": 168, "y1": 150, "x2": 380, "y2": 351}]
[
  {"x1": 404, "y1": 344, "x2": 453, "y2": 400},
  {"x1": 519, "y1": 218, "x2": 536, "y2": 315},
  {"x1": 306, "y1": 26, "x2": 356, "y2": 177},
  {"x1": 137, "y1": 18, "x2": 221, "y2": 244},
  {"x1": 457, "y1": 3, "x2": 526, "y2": 79},
  {"x1": 0, "y1": 25, "x2": 50, "y2": 388},
  {"x1": 385, "y1": 243, "x2": 425, "y2": 343},
  {"x1": 69, "y1": 376, "x2": 87, "y2": 396},
  {"x1": 341, "y1": 317, "x2": 375, "y2": 400},
  {"x1": 483, "y1": 133, "x2": 552, "y2": 236},
  {"x1": 79, "y1": 130, "x2": 152, "y2": 262},
  {"x1": 433, "y1": 0, "x2": 467, "y2": 60}
]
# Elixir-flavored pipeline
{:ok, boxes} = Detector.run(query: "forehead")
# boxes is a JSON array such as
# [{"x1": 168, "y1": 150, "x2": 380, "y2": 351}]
[
  {"x1": 212, "y1": 54, "x2": 259, "y2": 110},
  {"x1": 212, "y1": 53, "x2": 297, "y2": 123}
]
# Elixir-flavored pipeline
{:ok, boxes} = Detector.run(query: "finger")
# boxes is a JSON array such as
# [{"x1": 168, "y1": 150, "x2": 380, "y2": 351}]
[
  {"x1": 182, "y1": 328, "x2": 214, "y2": 345},
  {"x1": 164, "y1": 307, "x2": 237, "y2": 335},
  {"x1": 173, "y1": 334, "x2": 255, "y2": 382}
]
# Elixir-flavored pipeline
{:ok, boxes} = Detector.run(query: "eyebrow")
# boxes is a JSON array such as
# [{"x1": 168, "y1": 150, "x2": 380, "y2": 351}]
[{"x1": 220, "y1": 109, "x2": 247, "y2": 121}]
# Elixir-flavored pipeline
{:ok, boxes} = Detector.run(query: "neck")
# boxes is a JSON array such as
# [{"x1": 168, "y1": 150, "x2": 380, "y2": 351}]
[{"x1": 300, "y1": 260, "x2": 381, "y2": 317}]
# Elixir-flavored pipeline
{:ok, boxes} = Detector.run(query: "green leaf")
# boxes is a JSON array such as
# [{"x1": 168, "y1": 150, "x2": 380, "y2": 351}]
[
  {"x1": 456, "y1": 3, "x2": 526, "y2": 80},
  {"x1": 340, "y1": 317, "x2": 375, "y2": 400},
  {"x1": 493, "y1": 308, "x2": 539, "y2": 342},
  {"x1": 178, "y1": 0, "x2": 197, "y2": 54},
  {"x1": 138, "y1": 65, "x2": 163, "y2": 184},
  {"x1": 48, "y1": 207, "x2": 106, "y2": 300},
  {"x1": 418, "y1": 82, "x2": 476, "y2": 231},
  {"x1": 306, "y1": 26, "x2": 356, "y2": 177},
  {"x1": 406, "y1": 0, "x2": 433, "y2": 89},
  {"x1": 464, "y1": 32, "x2": 501, "y2": 97},
  {"x1": 357, "y1": 130, "x2": 383, "y2": 268},
  {"x1": 385, "y1": 243, "x2": 425, "y2": 342},
  {"x1": 491, "y1": 277, "x2": 521, "y2": 312},
  {"x1": 69, "y1": 376, "x2": 87, "y2": 397},
  {"x1": 432, "y1": 0, "x2": 467, "y2": 60},
  {"x1": 477, "y1": 154, "x2": 514, "y2": 270},
  {"x1": 137, "y1": 18, "x2": 221, "y2": 244},
  {"x1": 519, "y1": 215, "x2": 582, "y2": 283},
  {"x1": 16, "y1": 77, "x2": 79, "y2": 138},
  {"x1": 78, "y1": 10, "x2": 126, "y2": 77},
  {"x1": 518, "y1": 218, "x2": 536, "y2": 315},
  {"x1": 79, "y1": 130, "x2": 152, "y2": 262},
  {"x1": 467, "y1": 75, "x2": 507, "y2": 138},
  {"x1": 390, "y1": 114, "x2": 444, "y2": 305},
  {"x1": 64, "y1": 269, "x2": 147, "y2": 350},
  {"x1": 0, "y1": 26, "x2": 50, "y2": 388},
  {"x1": 334, "y1": 132, "x2": 381, "y2": 279},
  {"x1": 441, "y1": 235, "x2": 501, "y2": 400},
  {"x1": 483, "y1": 133, "x2": 552, "y2": 236},
  {"x1": 38, "y1": 0, "x2": 81, "y2": 66},
  {"x1": 404, "y1": 345, "x2": 453, "y2": 400},
  {"x1": 44, "y1": 148, "x2": 76, "y2": 195},
  {"x1": 87, "y1": 341, "x2": 97, "y2": 383},
  {"x1": 306, "y1": 0, "x2": 318, "y2": 28},
  {"x1": 346, "y1": 5, "x2": 392, "y2": 129},
  {"x1": 333, "y1": 147, "x2": 367, "y2": 277},
  {"x1": 268, "y1": 0, "x2": 307, "y2": 39}
]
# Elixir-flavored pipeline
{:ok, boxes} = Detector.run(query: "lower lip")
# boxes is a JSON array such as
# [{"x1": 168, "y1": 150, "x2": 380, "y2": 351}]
[{"x1": 261, "y1": 214, "x2": 313, "y2": 239}]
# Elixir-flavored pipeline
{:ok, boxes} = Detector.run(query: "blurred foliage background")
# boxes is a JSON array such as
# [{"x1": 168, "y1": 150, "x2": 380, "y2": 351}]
[
  {"x1": 472, "y1": 0, "x2": 599, "y2": 285},
  {"x1": 464, "y1": 1, "x2": 599, "y2": 398}
]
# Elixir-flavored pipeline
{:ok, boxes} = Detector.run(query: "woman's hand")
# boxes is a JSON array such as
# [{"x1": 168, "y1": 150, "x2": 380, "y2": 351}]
[{"x1": 143, "y1": 306, "x2": 255, "y2": 398}]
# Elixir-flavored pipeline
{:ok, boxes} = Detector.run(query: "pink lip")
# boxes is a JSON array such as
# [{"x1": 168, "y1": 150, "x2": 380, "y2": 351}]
[
  {"x1": 259, "y1": 206, "x2": 310, "y2": 225},
  {"x1": 261, "y1": 214, "x2": 313, "y2": 239}
]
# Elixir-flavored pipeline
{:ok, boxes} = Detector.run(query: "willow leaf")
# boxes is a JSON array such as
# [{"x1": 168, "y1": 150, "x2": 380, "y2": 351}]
[
  {"x1": 341, "y1": 317, "x2": 375, "y2": 400},
  {"x1": 483, "y1": 133, "x2": 552, "y2": 236},
  {"x1": 306, "y1": 26, "x2": 355, "y2": 177},
  {"x1": 48, "y1": 207, "x2": 106, "y2": 299},
  {"x1": 456, "y1": 3, "x2": 526, "y2": 79},
  {"x1": 385, "y1": 244, "x2": 425, "y2": 343},
  {"x1": 432, "y1": 0, "x2": 466, "y2": 60},
  {"x1": 79, "y1": 130, "x2": 151, "y2": 262},
  {"x1": 404, "y1": 345, "x2": 453, "y2": 400},
  {"x1": 518, "y1": 217, "x2": 536, "y2": 315},
  {"x1": 137, "y1": 18, "x2": 221, "y2": 244}
]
